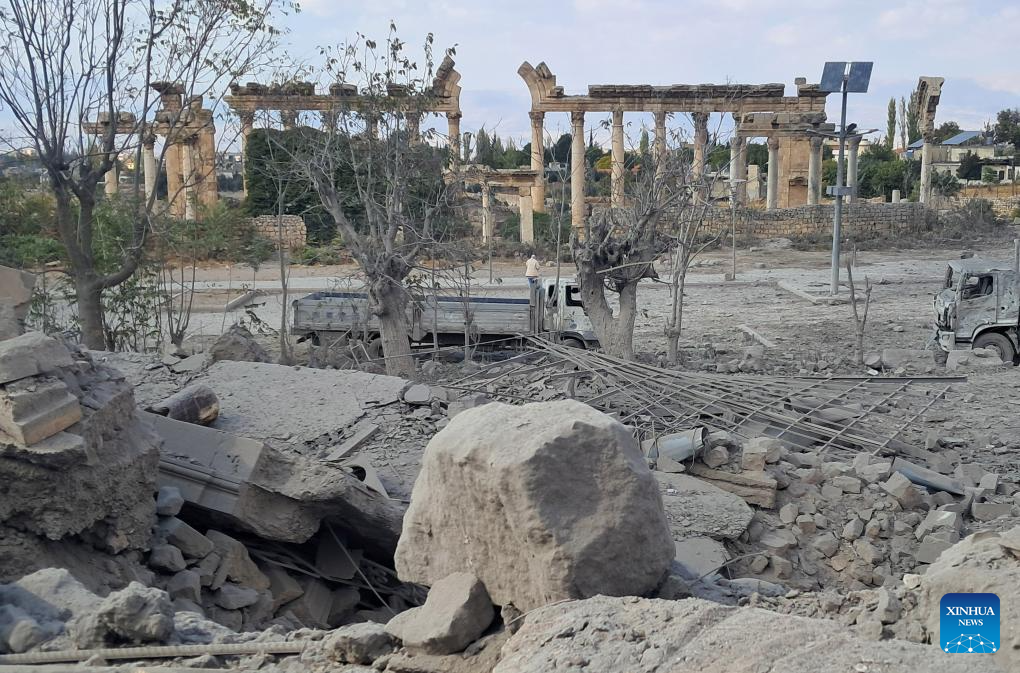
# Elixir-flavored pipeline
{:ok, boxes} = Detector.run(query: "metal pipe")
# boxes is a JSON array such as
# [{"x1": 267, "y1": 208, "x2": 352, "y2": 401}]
[
  {"x1": 0, "y1": 642, "x2": 306, "y2": 666},
  {"x1": 830, "y1": 80, "x2": 849, "y2": 296}
]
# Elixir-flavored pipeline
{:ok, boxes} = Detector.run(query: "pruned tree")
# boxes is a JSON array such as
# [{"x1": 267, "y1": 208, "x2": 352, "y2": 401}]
[
  {"x1": 286, "y1": 28, "x2": 459, "y2": 377},
  {"x1": 661, "y1": 122, "x2": 730, "y2": 365},
  {"x1": 571, "y1": 121, "x2": 693, "y2": 360},
  {"x1": 0, "y1": 0, "x2": 282, "y2": 348}
]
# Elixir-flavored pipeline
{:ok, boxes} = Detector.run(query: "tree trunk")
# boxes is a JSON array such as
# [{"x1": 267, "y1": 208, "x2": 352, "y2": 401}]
[
  {"x1": 610, "y1": 281, "x2": 638, "y2": 360},
  {"x1": 371, "y1": 284, "x2": 415, "y2": 378},
  {"x1": 76, "y1": 278, "x2": 106, "y2": 349}
]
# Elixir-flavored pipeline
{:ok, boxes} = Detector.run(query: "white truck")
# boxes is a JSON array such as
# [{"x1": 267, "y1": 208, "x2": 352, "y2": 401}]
[
  {"x1": 933, "y1": 259, "x2": 1020, "y2": 362},
  {"x1": 291, "y1": 277, "x2": 599, "y2": 355}
]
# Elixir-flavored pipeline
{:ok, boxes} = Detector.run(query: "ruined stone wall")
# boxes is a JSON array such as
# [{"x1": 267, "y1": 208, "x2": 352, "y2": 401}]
[
  {"x1": 250, "y1": 215, "x2": 306, "y2": 250},
  {"x1": 692, "y1": 203, "x2": 933, "y2": 240},
  {"x1": 959, "y1": 195, "x2": 1020, "y2": 218}
]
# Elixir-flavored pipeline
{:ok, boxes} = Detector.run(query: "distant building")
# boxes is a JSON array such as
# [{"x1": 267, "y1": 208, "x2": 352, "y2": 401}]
[{"x1": 905, "y1": 131, "x2": 1016, "y2": 181}]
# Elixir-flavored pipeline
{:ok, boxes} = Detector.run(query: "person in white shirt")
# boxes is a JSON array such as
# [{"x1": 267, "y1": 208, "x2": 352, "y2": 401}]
[{"x1": 525, "y1": 255, "x2": 541, "y2": 289}]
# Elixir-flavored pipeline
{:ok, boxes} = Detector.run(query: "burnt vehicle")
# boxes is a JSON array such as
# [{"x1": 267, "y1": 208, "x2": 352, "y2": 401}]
[{"x1": 933, "y1": 259, "x2": 1020, "y2": 362}]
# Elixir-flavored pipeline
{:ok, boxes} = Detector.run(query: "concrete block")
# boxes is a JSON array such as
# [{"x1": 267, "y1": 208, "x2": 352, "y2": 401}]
[
  {"x1": 673, "y1": 537, "x2": 728, "y2": 577},
  {"x1": 0, "y1": 332, "x2": 73, "y2": 385},
  {"x1": 281, "y1": 577, "x2": 333, "y2": 628},
  {"x1": 263, "y1": 565, "x2": 303, "y2": 610},
  {"x1": 914, "y1": 510, "x2": 961, "y2": 540},
  {"x1": 915, "y1": 540, "x2": 953, "y2": 565},
  {"x1": 166, "y1": 570, "x2": 201, "y2": 603},
  {"x1": 741, "y1": 440, "x2": 768, "y2": 471},
  {"x1": 831, "y1": 475, "x2": 863, "y2": 494},
  {"x1": 214, "y1": 583, "x2": 260, "y2": 610},
  {"x1": 155, "y1": 486, "x2": 184, "y2": 517},
  {"x1": 149, "y1": 544, "x2": 186, "y2": 573},
  {"x1": 157, "y1": 517, "x2": 213, "y2": 559},
  {"x1": 0, "y1": 378, "x2": 82, "y2": 446},
  {"x1": 880, "y1": 472, "x2": 922, "y2": 508},
  {"x1": 971, "y1": 502, "x2": 1013, "y2": 522}
]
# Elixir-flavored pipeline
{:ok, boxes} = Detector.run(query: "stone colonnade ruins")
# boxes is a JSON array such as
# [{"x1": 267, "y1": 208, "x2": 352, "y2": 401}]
[
  {"x1": 87, "y1": 62, "x2": 947, "y2": 241},
  {"x1": 517, "y1": 61, "x2": 839, "y2": 232},
  {"x1": 84, "y1": 83, "x2": 219, "y2": 220},
  {"x1": 223, "y1": 56, "x2": 463, "y2": 197}
]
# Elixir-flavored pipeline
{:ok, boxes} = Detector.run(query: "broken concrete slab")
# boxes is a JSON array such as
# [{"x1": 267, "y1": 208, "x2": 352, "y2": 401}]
[
  {"x1": 946, "y1": 348, "x2": 1006, "y2": 371},
  {"x1": 385, "y1": 572, "x2": 494, "y2": 655},
  {"x1": 655, "y1": 472, "x2": 754, "y2": 540},
  {"x1": 879, "y1": 348, "x2": 933, "y2": 371},
  {"x1": 672, "y1": 537, "x2": 728, "y2": 577},
  {"x1": 892, "y1": 457, "x2": 965, "y2": 495},
  {"x1": 0, "y1": 333, "x2": 74, "y2": 385},
  {"x1": 493, "y1": 595, "x2": 984, "y2": 673},
  {"x1": 686, "y1": 463, "x2": 777, "y2": 508},
  {"x1": 402, "y1": 383, "x2": 434, "y2": 406},
  {"x1": 170, "y1": 353, "x2": 212, "y2": 374},
  {"x1": 204, "y1": 530, "x2": 270, "y2": 591},
  {"x1": 395, "y1": 400, "x2": 674, "y2": 612}
]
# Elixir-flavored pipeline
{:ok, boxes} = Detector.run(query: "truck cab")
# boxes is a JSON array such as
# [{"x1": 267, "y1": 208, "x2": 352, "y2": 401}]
[
  {"x1": 933, "y1": 259, "x2": 1020, "y2": 362},
  {"x1": 540, "y1": 277, "x2": 599, "y2": 349}
]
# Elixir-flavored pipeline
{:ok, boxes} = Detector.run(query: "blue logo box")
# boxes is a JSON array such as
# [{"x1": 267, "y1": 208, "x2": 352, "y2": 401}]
[{"x1": 940, "y1": 592, "x2": 999, "y2": 654}]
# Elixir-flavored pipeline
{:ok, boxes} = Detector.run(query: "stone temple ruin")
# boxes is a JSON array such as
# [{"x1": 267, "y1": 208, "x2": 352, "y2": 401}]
[{"x1": 517, "y1": 61, "x2": 836, "y2": 231}]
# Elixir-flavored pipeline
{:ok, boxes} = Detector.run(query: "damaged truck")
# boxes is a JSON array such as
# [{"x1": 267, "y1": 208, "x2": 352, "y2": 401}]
[
  {"x1": 292, "y1": 277, "x2": 598, "y2": 354},
  {"x1": 933, "y1": 259, "x2": 1020, "y2": 362}
]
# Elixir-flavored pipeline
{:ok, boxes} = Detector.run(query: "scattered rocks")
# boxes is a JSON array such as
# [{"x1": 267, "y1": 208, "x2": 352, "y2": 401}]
[
  {"x1": 208, "y1": 325, "x2": 271, "y2": 364},
  {"x1": 319, "y1": 622, "x2": 398, "y2": 664}
]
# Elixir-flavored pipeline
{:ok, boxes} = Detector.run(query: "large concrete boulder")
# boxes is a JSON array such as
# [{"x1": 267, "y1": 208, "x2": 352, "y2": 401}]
[
  {"x1": 910, "y1": 526, "x2": 1020, "y2": 672},
  {"x1": 394, "y1": 400, "x2": 675, "y2": 611}
]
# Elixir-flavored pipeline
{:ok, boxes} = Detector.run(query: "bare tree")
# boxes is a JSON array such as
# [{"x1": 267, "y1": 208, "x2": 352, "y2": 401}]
[
  {"x1": 0, "y1": 0, "x2": 281, "y2": 348},
  {"x1": 846, "y1": 251, "x2": 872, "y2": 365},
  {"x1": 287, "y1": 29, "x2": 458, "y2": 377},
  {"x1": 571, "y1": 122, "x2": 692, "y2": 360},
  {"x1": 661, "y1": 123, "x2": 730, "y2": 365}
]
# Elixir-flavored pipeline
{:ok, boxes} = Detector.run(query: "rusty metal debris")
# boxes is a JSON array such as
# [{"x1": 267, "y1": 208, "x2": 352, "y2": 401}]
[{"x1": 452, "y1": 337, "x2": 955, "y2": 460}]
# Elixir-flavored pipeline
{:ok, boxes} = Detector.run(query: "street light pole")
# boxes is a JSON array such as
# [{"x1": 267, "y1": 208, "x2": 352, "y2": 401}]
[{"x1": 830, "y1": 78, "x2": 848, "y2": 295}]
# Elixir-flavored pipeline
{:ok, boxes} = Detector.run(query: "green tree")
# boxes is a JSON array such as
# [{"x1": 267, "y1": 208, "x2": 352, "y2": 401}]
[
  {"x1": 746, "y1": 142, "x2": 768, "y2": 168},
  {"x1": 957, "y1": 151, "x2": 982, "y2": 180},
  {"x1": 551, "y1": 132, "x2": 572, "y2": 165},
  {"x1": 934, "y1": 121, "x2": 961, "y2": 143},
  {"x1": 475, "y1": 127, "x2": 493, "y2": 166},
  {"x1": 982, "y1": 166, "x2": 1001, "y2": 184},
  {"x1": 993, "y1": 109, "x2": 1020, "y2": 147},
  {"x1": 638, "y1": 129, "x2": 650, "y2": 156},
  {"x1": 886, "y1": 98, "x2": 896, "y2": 149},
  {"x1": 906, "y1": 94, "x2": 921, "y2": 144}
]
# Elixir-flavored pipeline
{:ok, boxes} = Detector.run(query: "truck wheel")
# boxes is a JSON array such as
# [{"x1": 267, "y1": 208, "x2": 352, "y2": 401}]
[
  {"x1": 561, "y1": 337, "x2": 586, "y2": 350},
  {"x1": 973, "y1": 332, "x2": 1016, "y2": 362}
]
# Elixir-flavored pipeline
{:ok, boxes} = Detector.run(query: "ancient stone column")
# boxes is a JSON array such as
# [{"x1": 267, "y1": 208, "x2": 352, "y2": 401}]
[
  {"x1": 197, "y1": 123, "x2": 218, "y2": 209},
  {"x1": 104, "y1": 161, "x2": 119, "y2": 197},
  {"x1": 766, "y1": 136, "x2": 780, "y2": 211},
  {"x1": 519, "y1": 186, "x2": 535, "y2": 243},
  {"x1": 808, "y1": 136, "x2": 822, "y2": 206},
  {"x1": 481, "y1": 183, "x2": 492, "y2": 243},
  {"x1": 142, "y1": 137, "x2": 157, "y2": 200},
  {"x1": 281, "y1": 110, "x2": 297, "y2": 130},
  {"x1": 529, "y1": 111, "x2": 546, "y2": 213},
  {"x1": 919, "y1": 134, "x2": 933, "y2": 204},
  {"x1": 692, "y1": 112, "x2": 709, "y2": 179},
  {"x1": 611, "y1": 109, "x2": 625, "y2": 208},
  {"x1": 729, "y1": 135, "x2": 746, "y2": 206},
  {"x1": 447, "y1": 112, "x2": 462, "y2": 168},
  {"x1": 407, "y1": 113, "x2": 421, "y2": 144},
  {"x1": 239, "y1": 112, "x2": 254, "y2": 196},
  {"x1": 653, "y1": 111, "x2": 667, "y2": 180},
  {"x1": 570, "y1": 111, "x2": 586, "y2": 232},
  {"x1": 181, "y1": 141, "x2": 196, "y2": 220},
  {"x1": 891, "y1": 189, "x2": 901, "y2": 203},
  {"x1": 165, "y1": 141, "x2": 184, "y2": 218},
  {"x1": 847, "y1": 136, "x2": 861, "y2": 203}
]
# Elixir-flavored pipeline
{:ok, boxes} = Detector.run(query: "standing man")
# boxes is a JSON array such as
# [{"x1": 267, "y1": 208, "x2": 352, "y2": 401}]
[{"x1": 525, "y1": 254, "x2": 541, "y2": 289}]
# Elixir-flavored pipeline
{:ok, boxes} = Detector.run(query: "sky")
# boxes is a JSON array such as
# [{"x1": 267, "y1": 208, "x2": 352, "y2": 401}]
[{"x1": 278, "y1": 0, "x2": 1020, "y2": 148}]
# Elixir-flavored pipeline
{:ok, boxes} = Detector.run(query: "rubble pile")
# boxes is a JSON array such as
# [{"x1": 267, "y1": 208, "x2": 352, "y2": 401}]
[
  {"x1": 645, "y1": 427, "x2": 1020, "y2": 596},
  {"x1": 0, "y1": 332, "x2": 161, "y2": 579}
]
